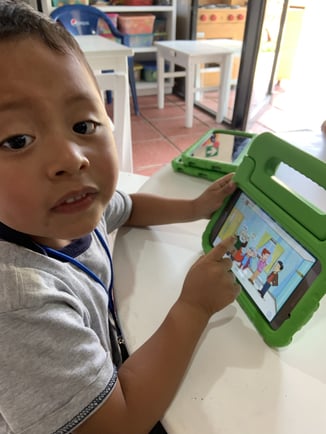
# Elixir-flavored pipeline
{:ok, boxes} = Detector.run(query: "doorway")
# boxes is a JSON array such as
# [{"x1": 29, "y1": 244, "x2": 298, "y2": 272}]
[
  {"x1": 237, "y1": 0, "x2": 326, "y2": 133},
  {"x1": 266, "y1": 0, "x2": 326, "y2": 132},
  {"x1": 231, "y1": 0, "x2": 287, "y2": 130}
]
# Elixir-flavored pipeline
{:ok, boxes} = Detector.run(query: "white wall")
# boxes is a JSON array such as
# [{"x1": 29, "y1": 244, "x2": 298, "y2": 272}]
[{"x1": 287, "y1": 0, "x2": 326, "y2": 129}]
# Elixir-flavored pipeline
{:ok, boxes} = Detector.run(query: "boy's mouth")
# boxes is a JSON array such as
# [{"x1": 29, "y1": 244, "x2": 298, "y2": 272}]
[
  {"x1": 52, "y1": 187, "x2": 98, "y2": 213},
  {"x1": 64, "y1": 192, "x2": 88, "y2": 204}
]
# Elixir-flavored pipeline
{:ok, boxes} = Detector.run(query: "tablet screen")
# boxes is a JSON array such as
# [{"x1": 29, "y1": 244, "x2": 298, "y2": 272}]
[
  {"x1": 210, "y1": 190, "x2": 320, "y2": 329},
  {"x1": 190, "y1": 133, "x2": 250, "y2": 163}
]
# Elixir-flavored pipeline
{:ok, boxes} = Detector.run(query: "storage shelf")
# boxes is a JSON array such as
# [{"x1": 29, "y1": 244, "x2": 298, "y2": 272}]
[
  {"x1": 133, "y1": 46, "x2": 157, "y2": 54},
  {"x1": 137, "y1": 80, "x2": 157, "y2": 90},
  {"x1": 43, "y1": 3, "x2": 173, "y2": 14},
  {"x1": 136, "y1": 79, "x2": 173, "y2": 96},
  {"x1": 96, "y1": 6, "x2": 174, "y2": 13},
  {"x1": 40, "y1": 0, "x2": 176, "y2": 96}
]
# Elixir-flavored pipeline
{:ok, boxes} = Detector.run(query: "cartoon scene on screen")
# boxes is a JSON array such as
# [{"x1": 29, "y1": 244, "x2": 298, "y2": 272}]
[
  {"x1": 191, "y1": 132, "x2": 250, "y2": 163},
  {"x1": 212, "y1": 193, "x2": 316, "y2": 322}
]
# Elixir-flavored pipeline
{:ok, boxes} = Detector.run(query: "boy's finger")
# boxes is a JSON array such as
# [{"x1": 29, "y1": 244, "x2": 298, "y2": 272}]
[
  {"x1": 218, "y1": 172, "x2": 234, "y2": 183},
  {"x1": 207, "y1": 236, "x2": 236, "y2": 261},
  {"x1": 216, "y1": 173, "x2": 235, "y2": 189},
  {"x1": 216, "y1": 178, "x2": 237, "y2": 198}
]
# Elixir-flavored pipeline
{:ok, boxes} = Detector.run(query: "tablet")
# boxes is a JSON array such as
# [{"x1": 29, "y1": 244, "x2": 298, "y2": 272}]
[
  {"x1": 171, "y1": 155, "x2": 223, "y2": 182},
  {"x1": 209, "y1": 189, "x2": 321, "y2": 330},
  {"x1": 181, "y1": 129, "x2": 255, "y2": 173},
  {"x1": 188, "y1": 132, "x2": 248, "y2": 161}
]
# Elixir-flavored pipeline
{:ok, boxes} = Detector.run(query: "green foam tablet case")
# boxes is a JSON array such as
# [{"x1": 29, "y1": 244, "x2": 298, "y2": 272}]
[
  {"x1": 181, "y1": 128, "x2": 255, "y2": 174},
  {"x1": 202, "y1": 132, "x2": 326, "y2": 347},
  {"x1": 171, "y1": 156, "x2": 224, "y2": 182}
]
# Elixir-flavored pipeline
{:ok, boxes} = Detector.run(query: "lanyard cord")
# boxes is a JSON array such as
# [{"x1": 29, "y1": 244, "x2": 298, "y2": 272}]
[{"x1": 41, "y1": 228, "x2": 122, "y2": 339}]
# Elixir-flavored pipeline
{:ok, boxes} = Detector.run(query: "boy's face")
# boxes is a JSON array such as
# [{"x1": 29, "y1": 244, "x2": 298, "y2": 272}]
[{"x1": 0, "y1": 37, "x2": 119, "y2": 248}]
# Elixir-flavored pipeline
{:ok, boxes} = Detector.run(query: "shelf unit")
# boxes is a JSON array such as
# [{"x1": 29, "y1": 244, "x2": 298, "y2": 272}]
[{"x1": 40, "y1": 1, "x2": 176, "y2": 95}]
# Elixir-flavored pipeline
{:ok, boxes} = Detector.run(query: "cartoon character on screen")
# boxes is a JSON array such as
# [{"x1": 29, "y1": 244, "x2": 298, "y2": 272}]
[
  {"x1": 238, "y1": 232, "x2": 257, "y2": 269},
  {"x1": 248, "y1": 248, "x2": 271, "y2": 285},
  {"x1": 238, "y1": 246, "x2": 257, "y2": 270},
  {"x1": 231, "y1": 226, "x2": 249, "y2": 263},
  {"x1": 258, "y1": 260, "x2": 284, "y2": 298},
  {"x1": 204, "y1": 133, "x2": 220, "y2": 158}
]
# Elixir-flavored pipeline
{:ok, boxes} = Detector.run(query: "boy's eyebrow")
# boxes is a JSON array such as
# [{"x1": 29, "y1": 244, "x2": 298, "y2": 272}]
[
  {"x1": 0, "y1": 99, "x2": 30, "y2": 113},
  {"x1": 0, "y1": 93, "x2": 96, "y2": 113},
  {"x1": 63, "y1": 93, "x2": 99, "y2": 105}
]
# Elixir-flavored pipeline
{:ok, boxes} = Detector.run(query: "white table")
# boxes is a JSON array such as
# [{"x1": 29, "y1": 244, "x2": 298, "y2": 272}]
[
  {"x1": 113, "y1": 134, "x2": 326, "y2": 434},
  {"x1": 75, "y1": 35, "x2": 134, "y2": 172},
  {"x1": 156, "y1": 39, "x2": 242, "y2": 128}
]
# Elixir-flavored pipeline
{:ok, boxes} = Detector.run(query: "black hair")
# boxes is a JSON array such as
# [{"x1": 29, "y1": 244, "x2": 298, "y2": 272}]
[
  {"x1": 0, "y1": 0, "x2": 83, "y2": 56},
  {"x1": 277, "y1": 261, "x2": 284, "y2": 270},
  {"x1": 0, "y1": 0, "x2": 100, "y2": 91}
]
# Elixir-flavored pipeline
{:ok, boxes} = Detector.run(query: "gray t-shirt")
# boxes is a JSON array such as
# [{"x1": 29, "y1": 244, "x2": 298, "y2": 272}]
[{"x1": 0, "y1": 190, "x2": 132, "y2": 434}]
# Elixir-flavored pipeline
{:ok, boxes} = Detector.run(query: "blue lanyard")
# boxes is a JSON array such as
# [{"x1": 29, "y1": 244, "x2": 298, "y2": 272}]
[{"x1": 41, "y1": 228, "x2": 122, "y2": 339}]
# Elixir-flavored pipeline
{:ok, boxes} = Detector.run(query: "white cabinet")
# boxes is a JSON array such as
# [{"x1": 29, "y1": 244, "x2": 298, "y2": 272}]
[{"x1": 40, "y1": 1, "x2": 176, "y2": 95}]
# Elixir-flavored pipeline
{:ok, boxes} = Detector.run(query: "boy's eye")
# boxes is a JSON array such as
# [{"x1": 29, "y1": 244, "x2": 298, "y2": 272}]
[
  {"x1": 0, "y1": 134, "x2": 34, "y2": 150},
  {"x1": 73, "y1": 121, "x2": 99, "y2": 135}
]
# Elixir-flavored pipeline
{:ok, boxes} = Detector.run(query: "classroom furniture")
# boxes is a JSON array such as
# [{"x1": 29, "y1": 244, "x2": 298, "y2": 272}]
[
  {"x1": 50, "y1": 4, "x2": 140, "y2": 116},
  {"x1": 113, "y1": 133, "x2": 326, "y2": 433},
  {"x1": 40, "y1": 0, "x2": 177, "y2": 97},
  {"x1": 74, "y1": 35, "x2": 133, "y2": 172},
  {"x1": 155, "y1": 39, "x2": 242, "y2": 127}
]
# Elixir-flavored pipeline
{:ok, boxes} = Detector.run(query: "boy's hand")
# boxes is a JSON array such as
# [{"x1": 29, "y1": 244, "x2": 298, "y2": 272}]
[
  {"x1": 179, "y1": 236, "x2": 240, "y2": 319},
  {"x1": 192, "y1": 173, "x2": 236, "y2": 219}
]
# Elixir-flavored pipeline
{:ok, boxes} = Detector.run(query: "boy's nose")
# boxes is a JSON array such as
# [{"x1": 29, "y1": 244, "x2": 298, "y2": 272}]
[{"x1": 47, "y1": 140, "x2": 90, "y2": 178}]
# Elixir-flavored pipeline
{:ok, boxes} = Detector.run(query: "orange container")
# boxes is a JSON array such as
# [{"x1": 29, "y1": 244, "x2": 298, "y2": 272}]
[{"x1": 118, "y1": 14, "x2": 155, "y2": 35}]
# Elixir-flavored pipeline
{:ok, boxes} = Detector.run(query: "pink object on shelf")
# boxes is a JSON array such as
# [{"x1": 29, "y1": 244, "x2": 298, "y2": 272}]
[{"x1": 118, "y1": 14, "x2": 155, "y2": 34}]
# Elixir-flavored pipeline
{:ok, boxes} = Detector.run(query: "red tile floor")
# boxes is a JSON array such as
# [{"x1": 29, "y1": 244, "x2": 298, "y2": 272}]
[
  {"x1": 130, "y1": 93, "x2": 222, "y2": 176},
  {"x1": 122, "y1": 80, "x2": 324, "y2": 176}
]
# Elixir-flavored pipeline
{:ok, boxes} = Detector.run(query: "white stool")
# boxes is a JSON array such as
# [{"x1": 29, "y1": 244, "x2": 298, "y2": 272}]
[
  {"x1": 95, "y1": 71, "x2": 132, "y2": 172},
  {"x1": 75, "y1": 35, "x2": 134, "y2": 172},
  {"x1": 155, "y1": 39, "x2": 242, "y2": 128}
]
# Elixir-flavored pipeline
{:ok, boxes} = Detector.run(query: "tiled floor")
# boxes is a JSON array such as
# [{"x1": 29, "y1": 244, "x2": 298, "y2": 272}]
[
  {"x1": 126, "y1": 81, "x2": 324, "y2": 176},
  {"x1": 129, "y1": 93, "x2": 220, "y2": 176}
]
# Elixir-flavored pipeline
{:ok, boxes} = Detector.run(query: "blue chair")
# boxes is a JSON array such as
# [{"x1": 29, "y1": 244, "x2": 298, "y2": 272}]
[{"x1": 50, "y1": 4, "x2": 140, "y2": 116}]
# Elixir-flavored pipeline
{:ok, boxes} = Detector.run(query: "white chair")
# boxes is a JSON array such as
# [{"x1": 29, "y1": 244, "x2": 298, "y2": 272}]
[{"x1": 95, "y1": 71, "x2": 133, "y2": 172}]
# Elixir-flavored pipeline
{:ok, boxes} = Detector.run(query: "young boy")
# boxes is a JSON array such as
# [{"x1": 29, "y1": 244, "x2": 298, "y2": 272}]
[
  {"x1": 258, "y1": 260, "x2": 284, "y2": 299},
  {"x1": 0, "y1": 1, "x2": 240, "y2": 433}
]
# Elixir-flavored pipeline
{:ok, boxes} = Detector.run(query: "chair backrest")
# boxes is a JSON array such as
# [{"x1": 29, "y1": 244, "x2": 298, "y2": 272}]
[{"x1": 50, "y1": 4, "x2": 126, "y2": 44}]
